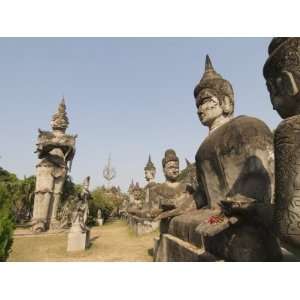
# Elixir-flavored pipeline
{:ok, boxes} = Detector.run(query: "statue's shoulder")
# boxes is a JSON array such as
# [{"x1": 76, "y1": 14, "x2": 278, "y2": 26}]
[
  {"x1": 227, "y1": 115, "x2": 273, "y2": 142},
  {"x1": 146, "y1": 182, "x2": 158, "y2": 189},
  {"x1": 154, "y1": 183, "x2": 167, "y2": 195},
  {"x1": 154, "y1": 182, "x2": 182, "y2": 199},
  {"x1": 197, "y1": 115, "x2": 273, "y2": 161},
  {"x1": 275, "y1": 116, "x2": 300, "y2": 145},
  {"x1": 276, "y1": 115, "x2": 300, "y2": 132},
  {"x1": 231, "y1": 115, "x2": 271, "y2": 132}
]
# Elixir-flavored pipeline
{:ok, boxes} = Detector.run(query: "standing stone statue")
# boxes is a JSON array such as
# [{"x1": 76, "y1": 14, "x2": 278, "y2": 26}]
[
  {"x1": 31, "y1": 98, "x2": 77, "y2": 232},
  {"x1": 97, "y1": 209, "x2": 104, "y2": 226},
  {"x1": 67, "y1": 176, "x2": 90, "y2": 252},
  {"x1": 155, "y1": 56, "x2": 281, "y2": 261},
  {"x1": 263, "y1": 38, "x2": 300, "y2": 250}
]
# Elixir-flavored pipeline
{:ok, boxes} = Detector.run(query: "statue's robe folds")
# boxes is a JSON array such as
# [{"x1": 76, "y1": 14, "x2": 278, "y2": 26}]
[
  {"x1": 159, "y1": 116, "x2": 282, "y2": 261},
  {"x1": 274, "y1": 115, "x2": 300, "y2": 249}
]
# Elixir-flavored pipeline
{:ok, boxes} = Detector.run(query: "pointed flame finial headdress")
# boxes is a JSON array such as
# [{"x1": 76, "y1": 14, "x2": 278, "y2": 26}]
[
  {"x1": 162, "y1": 149, "x2": 179, "y2": 168},
  {"x1": 193, "y1": 55, "x2": 234, "y2": 116},
  {"x1": 144, "y1": 154, "x2": 156, "y2": 171},
  {"x1": 51, "y1": 97, "x2": 69, "y2": 132}
]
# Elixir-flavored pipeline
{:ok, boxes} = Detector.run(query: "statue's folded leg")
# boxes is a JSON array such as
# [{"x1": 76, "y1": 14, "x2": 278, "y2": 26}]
[{"x1": 201, "y1": 223, "x2": 282, "y2": 262}]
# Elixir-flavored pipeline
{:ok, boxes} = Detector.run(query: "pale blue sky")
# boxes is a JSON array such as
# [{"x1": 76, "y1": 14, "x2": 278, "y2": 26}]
[{"x1": 0, "y1": 38, "x2": 280, "y2": 190}]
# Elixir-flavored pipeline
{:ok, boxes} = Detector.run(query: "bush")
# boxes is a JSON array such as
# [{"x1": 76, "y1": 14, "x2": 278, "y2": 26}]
[
  {"x1": 57, "y1": 176, "x2": 83, "y2": 227},
  {"x1": 12, "y1": 176, "x2": 35, "y2": 224},
  {"x1": 0, "y1": 183, "x2": 15, "y2": 261},
  {"x1": 61, "y1": 176, "x2": 82, "y2": 206},
  {"x1": 89, "y1": 188, "x2": 117, "y2": 225}
]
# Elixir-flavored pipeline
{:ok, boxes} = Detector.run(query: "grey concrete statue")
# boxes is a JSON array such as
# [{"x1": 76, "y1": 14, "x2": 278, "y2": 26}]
[
  {"x1": 72, "y1": 177, "x2": 90, "y2": 231},
  {"x1": 263, "y1": 38, "x2": 300, "y2": 250},
  {"x1": 144, "y1": 155, "x2": 156, "y2": 184},
  {"x1": 126, "y1": 157, "x2": 161, "y2": 235},
  {"x1": 143, "y1": 155, "x2": 159, "y2": 211},
  {"x1": 67, "y1": 176, "x2": 90, "y2": 252},
  {"x1": 97, "y1": 209, "x2": 102, "y2": 219},
  {"x1": 128, "y1": 179, "x2": 135, "y2": 205},
  {"x1": 154, "y1": 149, "x2": 196, "y2": 232},
  {"x1": 97, "y1": 208, "x2": 103, "y2": 226},
  {"x1": 31, "y1": 98, "x2": 77, "y2": 232},
  {"x1": 127, "y1": 182, "x2": 144, "y2": 213},
  {"x1": 154, "y1": 56, "x2": 281, "y2": 261}
]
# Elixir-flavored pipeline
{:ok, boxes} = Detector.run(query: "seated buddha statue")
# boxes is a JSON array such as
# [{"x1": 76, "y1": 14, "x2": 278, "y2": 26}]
[
  {"x1": 127, "y1": 182, "x2": 145, "y2": 215},
  {"x1": 263, "y1": 38, "x2": 300, "y2": 251},
  {"x1": 155, "y1": 56, "x2": 282, "y2": 261},
  {"x1": 154, "y1": 149, "x2": 197, "y2": 232},
  {"x1": 127, "y1": 155, "x2": 161, "y2": 219}
]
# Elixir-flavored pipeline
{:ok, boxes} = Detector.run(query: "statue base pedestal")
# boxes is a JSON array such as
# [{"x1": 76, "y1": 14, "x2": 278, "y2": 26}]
[
  {"x1": 154, "y1": 233, "x2": 217, "y2": 262},
  {"x1": 67, "y1": 229, "x2": 90, "y2": 252},
  {"x1": 49, "y1": 220, "x2": 61, "y2": 231},
  {"x1": 97, "y1": 218, "x2": 104, "y2": 226},
  {"x1": 31, "y1": 221, "x2": 47, "y2": 233},
  {"x1": 127, "y1": 215, "x2": 160, "y2": 236}
]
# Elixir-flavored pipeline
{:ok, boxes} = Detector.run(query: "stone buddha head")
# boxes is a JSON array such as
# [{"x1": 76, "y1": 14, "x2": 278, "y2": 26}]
[
  {"x1": 144, "y1": 155, "x2": 156, "y2": 183},
  {"x1": 263, "y1": 38, "x2": 300, "y2": 119},
  {"x1": 51, "y1": 98, "x2": 69, "y2": 135},
  {"x1": 194, "y1": 55, "x2": 234, "y2": 132},
  {"x1": 162, "y1": 149, "x2": 179, "y2": 183},
  {"x1": 132, "y1": 183, "x2": 142, "y2": 201}
]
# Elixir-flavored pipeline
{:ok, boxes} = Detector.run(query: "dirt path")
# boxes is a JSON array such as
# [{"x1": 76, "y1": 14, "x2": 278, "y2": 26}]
[{"x1": 8, "y1": 220, "x2": 157, "y2": 262}]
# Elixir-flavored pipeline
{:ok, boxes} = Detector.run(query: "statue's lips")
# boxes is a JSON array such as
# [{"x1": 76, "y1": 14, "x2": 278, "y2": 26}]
[{"x1": 198, "y1": 113, "x2": 206, "y2": 122}]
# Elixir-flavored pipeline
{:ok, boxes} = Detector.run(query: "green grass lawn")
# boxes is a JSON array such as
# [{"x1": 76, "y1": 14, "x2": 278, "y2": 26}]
[{"x1": 8, "y1": 220, "x2": 157, "y2": 262}]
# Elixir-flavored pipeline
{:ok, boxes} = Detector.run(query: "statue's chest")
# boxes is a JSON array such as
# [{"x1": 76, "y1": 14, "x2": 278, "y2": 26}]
[
  {"x1": 275, "y1": 116, "x2": 300, "y2": 206},
  {"x1": 195, "y1": 122, "x2": 267, "y2": 207},
  {"x1": 196, "y1": 140, "x2": 240, "y2": 207}
]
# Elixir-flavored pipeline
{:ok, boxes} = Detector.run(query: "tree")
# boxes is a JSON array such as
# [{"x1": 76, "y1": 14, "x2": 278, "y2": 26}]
[
  {"x1": 0, "y1": 168, "x2": 15, "y2": 261},
  {"x1": 89, "y1": 188, "x2": 115, "y2": 224},
  {"x1": 11, "y1": 176, "x2": 36, "y2": 224},
  {"x1": 57, "y1": 176, "x2": 83, "y2": 227}
]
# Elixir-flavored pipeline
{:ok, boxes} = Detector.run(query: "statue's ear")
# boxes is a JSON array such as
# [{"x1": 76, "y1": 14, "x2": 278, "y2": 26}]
[
  {"x1": 281, "y1": 70, "x2": 299, "y2": 96},
  {"x1": 222, "y1": 95, "x2": 233, "y2": 115}
]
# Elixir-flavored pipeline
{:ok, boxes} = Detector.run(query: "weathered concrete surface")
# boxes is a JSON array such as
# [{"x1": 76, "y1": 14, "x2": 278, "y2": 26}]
[
  {"x1": 154, "y1": 234, "x2": 217, "y2": 262},
  {"x1": 67, "y1": 230, "x2": 90, "y2": 252},
  {"x1": 127, "y1": 215, "x2": 159, "y2": 236}
]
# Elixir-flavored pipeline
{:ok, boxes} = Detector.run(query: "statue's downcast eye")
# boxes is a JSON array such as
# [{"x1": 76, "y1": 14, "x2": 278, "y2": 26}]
[{"x1": 266, "y1": 80, "x2": 277, "y2": 96}]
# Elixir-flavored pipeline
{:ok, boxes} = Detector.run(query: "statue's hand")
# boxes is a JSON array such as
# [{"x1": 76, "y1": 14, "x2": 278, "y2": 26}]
[
  {"x1": 219, "y1": 194, "x2": 256, "y2": 216},
  {"x1": 218, "y1": 200, "x2": 235, "y2": 216}
]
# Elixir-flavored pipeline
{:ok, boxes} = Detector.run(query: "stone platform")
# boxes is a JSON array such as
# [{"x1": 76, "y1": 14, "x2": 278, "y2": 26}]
[
  {"x1": 154, "y1": 234, "x2": 218, "y2": 262},
  {"x1": 97, "y1": 218, "x2": 104, "y2": 226},
  {"x1": 127, "y1": 215, "x2": 160, "y2": 236},
  {"x1": 67, "y1": 230, "x2": 90, "y2": 252},
  {"x1": 14, "y1": 227, "x2": 67, "y2": 238},
  {"x1": 154, "y1": 232, "x2": 299, "y2": 262}
]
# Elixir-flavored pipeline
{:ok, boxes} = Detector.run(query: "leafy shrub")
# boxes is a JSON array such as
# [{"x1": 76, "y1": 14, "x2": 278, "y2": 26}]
[
  {"x1": 0, "y1": 182, "x2": 15, "y2": 261},
  {"x1": 89, "y1": 188, "x2": 115, "y2": 225}
]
